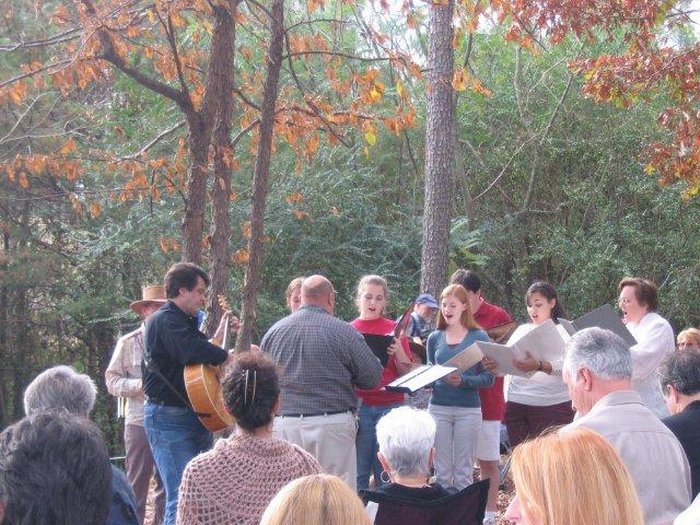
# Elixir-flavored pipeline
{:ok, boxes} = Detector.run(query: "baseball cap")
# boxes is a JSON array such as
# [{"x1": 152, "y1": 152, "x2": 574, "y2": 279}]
[{"x1": 415, "y1": 293, "x2": 438, "y2": 309}]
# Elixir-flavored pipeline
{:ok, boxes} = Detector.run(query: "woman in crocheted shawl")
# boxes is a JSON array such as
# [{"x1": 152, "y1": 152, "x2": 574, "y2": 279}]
[{"x1": 176, "y1": 351, "x2": 321, "y2": 525}]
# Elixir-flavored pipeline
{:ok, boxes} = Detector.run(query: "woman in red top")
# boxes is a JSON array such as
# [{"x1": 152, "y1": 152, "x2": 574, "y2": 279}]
[{"x1": 351, "y1": 275, "x2": 412, "y2": 492}]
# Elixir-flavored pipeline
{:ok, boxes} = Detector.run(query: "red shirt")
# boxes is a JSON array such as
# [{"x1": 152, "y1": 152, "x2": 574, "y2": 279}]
[
  {"x1": 351, "y1": 317, "x2": 411, "y2": 406},
  {"x1": 474, "y1": 299, "x2": 513, "y2": 421}
]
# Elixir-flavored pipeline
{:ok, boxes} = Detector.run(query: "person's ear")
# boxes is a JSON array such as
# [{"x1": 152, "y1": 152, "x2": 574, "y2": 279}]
[
  {"x1": 272, "y1": 395, "x2": 281, "y2": 416},
  {"x1": 580, "y1": 368, "x2": 594, "y2": 391},
  {"x1": 666, "y1": 385, "x2": 680, "y2": 405},
  {"x1": 377, "y1": 451, "x2": 391, "y2": 473},
  {"x1": 428, "y1": 446, "x2": 436, "y2": 467}
]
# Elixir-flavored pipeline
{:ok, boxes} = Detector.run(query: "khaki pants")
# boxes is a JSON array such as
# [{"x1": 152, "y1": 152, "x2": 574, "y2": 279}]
[{"x1": 274, "y1": 411, "x2": 357, "y2": 490}]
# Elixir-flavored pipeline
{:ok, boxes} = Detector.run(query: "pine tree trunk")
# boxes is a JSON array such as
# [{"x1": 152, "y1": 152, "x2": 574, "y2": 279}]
[
  {"x1": 204, "y1": 1, "x2": 237, "y2": 336},
  {"x1": 181, "y1": 124, "x2": 209, "y2": 265},
  {"x1": 421, "y1": 0, "x2": 455, "y2": 298},
  {"x1": 235, "y1": 0, "x2": 285, "y2": 352}
]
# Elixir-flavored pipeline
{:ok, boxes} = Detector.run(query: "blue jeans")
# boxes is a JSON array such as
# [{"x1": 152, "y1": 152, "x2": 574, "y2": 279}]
[
  {"x1": 356, "y1": 403, "x2": 401, "y2": 491},
  {"x1": 144, "y1": 403, "x2": 212, "y2": 525}
]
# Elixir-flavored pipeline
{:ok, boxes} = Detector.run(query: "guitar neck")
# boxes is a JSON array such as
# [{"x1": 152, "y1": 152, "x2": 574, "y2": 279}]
[{"x1": 221, "y1": 317, "x2": 230, "y2": 350}]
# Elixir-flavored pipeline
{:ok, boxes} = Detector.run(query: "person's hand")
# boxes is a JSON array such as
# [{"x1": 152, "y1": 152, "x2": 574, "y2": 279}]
[
  {"x1": 482, "y1": 356, "x2": 498, "y2": 374},
  {"x1": 514, "y1": 351, "x2": 540, "y2": 373},
  {"x1": 386, "y1": 337, "x2": 403, "y2": 357},
  {"x1": 444, "y1": 372, "x2": 462, "y2": 387},
  {"x1": 214, "y1": 310, "x2": 240, "y2": 345}
]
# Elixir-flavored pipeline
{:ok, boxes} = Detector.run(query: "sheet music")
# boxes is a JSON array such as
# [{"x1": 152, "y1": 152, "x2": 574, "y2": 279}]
[
  {"x1": 385, "y1": 364, "x2": 457, "y2": 393},
  {"x1": 558, "y1": 304, "x2": 637, "y2": 347},
  {"x1": 472, "y1": 341, "x2": 531, "y2": 377},
  {"x1": 444, "y1": 344, "x2": 484, "y2": 372},
  {"x1": 513, "y1": 319, "x2": 567, "y2": 363}
]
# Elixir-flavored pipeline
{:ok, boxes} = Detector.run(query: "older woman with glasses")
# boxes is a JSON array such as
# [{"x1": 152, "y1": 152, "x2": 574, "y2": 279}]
[{"x1": 618, "y1": 277, "x2": 676, "y2": 418}]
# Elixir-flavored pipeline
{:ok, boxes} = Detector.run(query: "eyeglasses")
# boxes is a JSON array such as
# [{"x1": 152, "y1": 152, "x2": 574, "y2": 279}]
[{"x1": 618, "y1": 297, "x2": 632, "y2": 305}]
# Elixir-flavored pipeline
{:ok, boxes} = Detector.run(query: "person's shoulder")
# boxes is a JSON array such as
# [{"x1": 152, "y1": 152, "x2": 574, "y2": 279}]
[
  {"x1": 644, "y1": 311, "x2": 673, "y2": 329},
  {"x1": 148, "y1": 303, "x2": 175, "y2": 326},
  {"x1": 663, "y1": 408, "x2": 700, "y2": 431},
  {"x1": 481, "y1": 300, "x2": 511, "y2": 317},
  {"x1": 118, "y1": 327, "x2": 143, "y2": 344},
  {"x1": 182, "y1": 441, "x2": 223, "y2": 473},
  {"x1": 265, "y1": 312, "x2": 294, "y2": 332},
  {"x1": 470, "y1": 328, "x2": 489, "y2": 341},
  {"x1": 427, "y1": 330, "x2": 441, "y2": 340}
]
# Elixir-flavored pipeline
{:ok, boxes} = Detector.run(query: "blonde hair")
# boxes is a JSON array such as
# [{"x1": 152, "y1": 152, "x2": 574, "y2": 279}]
[
  {"x1": 355, "y1": 274, "x2": 389, "y2": 317},
  {"x1": 259, "y1": 474, "x2": 371, "y2": 525},
  {"x1": 677, "y1": 328, "x2": 700, "y2": 348},
  {"x1": 511, "y1": 428, "x2": 644, "y2": 525},
  {"x1": 435, "y1": 284, "x2": 479, "y2": 330},
  {"x1": 285, "y1": 277, "x2": 304, "y2": 312}
]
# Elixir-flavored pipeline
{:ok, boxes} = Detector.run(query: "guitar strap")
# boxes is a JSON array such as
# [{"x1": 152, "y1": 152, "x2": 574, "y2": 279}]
[{"x1": 142, "y1": 331, "x2": 210, "y2": 419}]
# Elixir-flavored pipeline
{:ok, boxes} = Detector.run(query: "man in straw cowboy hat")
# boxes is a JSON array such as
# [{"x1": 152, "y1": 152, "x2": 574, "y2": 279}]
[{"x1": 106, "y1": 285, "x2": 167, "y2": 525}]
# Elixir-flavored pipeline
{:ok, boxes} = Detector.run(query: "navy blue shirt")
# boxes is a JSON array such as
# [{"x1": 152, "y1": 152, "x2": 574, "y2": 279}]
[
  {"x1": 108, "y1": 465, "x2": 139, "y2": 525},
  {"x1": 143, "y1": 301, "x2": 227, "y2": 407}
]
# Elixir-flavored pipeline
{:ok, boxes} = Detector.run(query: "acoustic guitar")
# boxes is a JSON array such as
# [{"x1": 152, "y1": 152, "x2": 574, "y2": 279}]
[{"x1": 183, "y1": 298, "x2": 234, "y2": 432}]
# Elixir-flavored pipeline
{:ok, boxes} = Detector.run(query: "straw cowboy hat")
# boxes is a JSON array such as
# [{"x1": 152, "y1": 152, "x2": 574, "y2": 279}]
[{"x1": 129, "y1": 285, "x2": 167, "y2": 316}]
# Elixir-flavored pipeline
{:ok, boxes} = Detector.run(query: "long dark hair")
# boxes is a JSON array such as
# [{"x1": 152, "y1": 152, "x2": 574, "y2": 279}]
[{"x1": 526, "y1": 281, "x2": 566, "y2": 323}]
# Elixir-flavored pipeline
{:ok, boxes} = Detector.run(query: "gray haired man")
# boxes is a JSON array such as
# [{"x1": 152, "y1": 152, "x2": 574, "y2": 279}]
[
  {"x1": 562, "y1": 327, "x2": 691, "y2": 525},
  {"x1": 23, "y1": 365, "x2": 139, "y2": 525}
]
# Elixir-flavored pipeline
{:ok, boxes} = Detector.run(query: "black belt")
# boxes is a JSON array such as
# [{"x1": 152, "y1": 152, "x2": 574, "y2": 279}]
[
  {"x1": 277, "y1": 409, "x2": 352, "y2": 418},
  {"x1": 145, "y1": 397, "x2": 177, "y2": 407}
]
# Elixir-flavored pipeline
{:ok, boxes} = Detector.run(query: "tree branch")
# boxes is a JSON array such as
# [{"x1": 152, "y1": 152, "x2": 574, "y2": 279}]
[
  {"x1": 119, "y1": 120, "x2": 186, "y2": 160},
  {"x1": 281, "y1": 49, "x2": 391, "y2": 63},
  {"x1": 283, "y1": 33, "x2": 352, "y2": 147},
  {"x1": 80, "y1": 0, "x2": 193, "y2": 114},
  {"x1": 0, "y1": 60, "x2": 72, "y2": 89},
  {"x1": 0, "y1": 29, "x2": 81, "y2": 51}
]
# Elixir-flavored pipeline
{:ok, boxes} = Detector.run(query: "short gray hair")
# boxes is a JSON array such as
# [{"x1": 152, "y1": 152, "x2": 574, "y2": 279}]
[
  {"x1": 376, "y1": 407, "x2": 436, "y2": 478},
  {"x1": 564, "y1": 327, "x2": 632, "y2": 380},
  {"x1": 660, "y1": 351, "x2": 700, "y2": 396},
  {"x1": 23, "y1": 365, "x2": 97, "y2": 417}
]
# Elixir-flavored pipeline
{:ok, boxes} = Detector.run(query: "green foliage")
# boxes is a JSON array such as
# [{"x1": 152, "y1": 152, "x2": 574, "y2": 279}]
[
  {"x1": 227, "y1": 142, "x2": 423, "y2": 335},
  {"x1": 451, "y1": 30, "x2": 699, "y2": 328}
]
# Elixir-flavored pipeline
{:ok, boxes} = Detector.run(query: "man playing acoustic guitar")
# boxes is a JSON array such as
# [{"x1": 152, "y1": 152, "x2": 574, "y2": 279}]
[{"x1": 143, "y1": 262, "x2": 238, "y2": 525}]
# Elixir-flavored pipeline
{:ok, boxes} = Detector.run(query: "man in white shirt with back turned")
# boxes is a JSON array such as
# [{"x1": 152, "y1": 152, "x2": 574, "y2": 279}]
[{"x1": 563, "y1": 327, "x2": 691, "y2": 525}]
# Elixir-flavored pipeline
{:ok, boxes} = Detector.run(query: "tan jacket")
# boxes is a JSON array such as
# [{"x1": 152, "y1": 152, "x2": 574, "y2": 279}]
[
  {"x1": 565, "y1": 390, "x2": 691, "y2": 525},
  {"x1": 105, "y1": 326, "x2": 146, "y2": 425}
]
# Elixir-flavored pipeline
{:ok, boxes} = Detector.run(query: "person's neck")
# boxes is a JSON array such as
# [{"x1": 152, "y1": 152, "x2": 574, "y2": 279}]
[
  {"x1": 628, "y1": 309, "x2": 649, "y2": 325},
  {"x1": 170, "y1": 297, "x2": 193, "y2": 316},
  {"x1": 444, "y1": 323, "x2": 468, "y2": 341},
  {"x1": 244, "y1": 424, "x2": 274, "y2": 439},
  {"x1": 678, "y1": 393, "x2": 700, "y2": 412},
  {"x1": 593, "y1": 380, "x2": 633, "y2": 404},
  {"x1": 301, "y1": 300, "x2": 331, "y2": 314},
  {"x1": 392, "y1": 474, "x2": 430, "y2": 488}
]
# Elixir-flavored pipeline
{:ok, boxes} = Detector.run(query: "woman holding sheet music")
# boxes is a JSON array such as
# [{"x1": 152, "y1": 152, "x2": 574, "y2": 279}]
[
  {"x1": 618, "y1": 277, "x2": 675, "y2": 418},
  {"x1": 351, "y1": 275, "x2": 413, "y2": 492},
  {"x1": 502, "y1": 281, "x2": 574, "y2": 448},
  {"x1": 427, "y1": 284, "x2": 494, "y2": 490}
]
